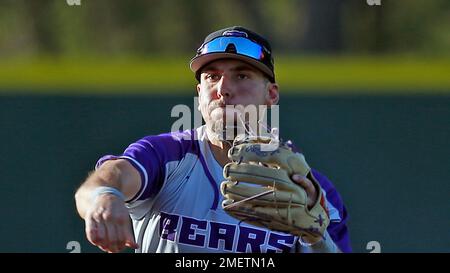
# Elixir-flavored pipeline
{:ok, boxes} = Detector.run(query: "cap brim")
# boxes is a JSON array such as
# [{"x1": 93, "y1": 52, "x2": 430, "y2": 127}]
[{"x1": 190, "y1": 53, "x2": 274, "y2": 80}]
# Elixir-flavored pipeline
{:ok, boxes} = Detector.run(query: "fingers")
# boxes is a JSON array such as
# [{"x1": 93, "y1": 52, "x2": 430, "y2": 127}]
[
  {"x1": 84, "y1": 197, "x2": 138, "y2": 253},
  {"x1": 124, "y1": 223, "x2": 139, "y2": 249},
  {"x1": 292, "y1": 174, "x2": 315, "y2": 193},
  {"x1": 106, "y1": 220, "x2": 121, "y2": 253},
  {"x1": 86, "y1": 212, "x2": 108, "y2": 248},
  {"x1": 108, "y1": 212, "x2": 139, "y2": 251},
  {"x1": 86, "y1": 213, "x2": 130, "y2": 253},
  {"x1": 292, "y1": 174, "x2": 318, "y2": 208}
]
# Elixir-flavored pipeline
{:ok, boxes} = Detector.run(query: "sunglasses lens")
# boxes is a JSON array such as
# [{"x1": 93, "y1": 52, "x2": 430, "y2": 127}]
[{"x1": 199, "y1": 37, "x2": 265, "y2": 60}]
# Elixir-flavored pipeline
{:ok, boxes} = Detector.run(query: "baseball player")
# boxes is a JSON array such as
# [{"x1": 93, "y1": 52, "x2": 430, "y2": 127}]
[{"x1": 75, "y1": 26, "x2": 351, "y2": 253}]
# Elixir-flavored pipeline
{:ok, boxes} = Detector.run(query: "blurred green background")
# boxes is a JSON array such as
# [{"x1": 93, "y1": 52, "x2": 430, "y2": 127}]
[{"x1": 0, "y1": 0, "x2": 449, "y2": 253}]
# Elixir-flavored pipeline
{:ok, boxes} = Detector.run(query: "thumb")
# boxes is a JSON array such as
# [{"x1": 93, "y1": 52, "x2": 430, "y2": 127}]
[
  {"x1": 123, "y1": 222, "x2": 139, "y2": 249},
  {"x1": 124, "y1": 232, "x2": 139, "y2": 249},
  {"x1": 125, "y1": 241, "x2": 139, "y2": 249}
]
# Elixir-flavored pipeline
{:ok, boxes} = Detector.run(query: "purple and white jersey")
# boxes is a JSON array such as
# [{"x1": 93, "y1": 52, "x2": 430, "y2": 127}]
[{"x1": 96, "y1": 126, "x2": 352, "y2": 253}]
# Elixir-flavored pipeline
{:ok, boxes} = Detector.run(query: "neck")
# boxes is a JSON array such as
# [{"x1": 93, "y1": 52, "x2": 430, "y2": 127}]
[
  {"x1": 208, "y1": 140, "x2": 231, "y2": 167},
  {"x1": 206, "y1": 130, "x2": 232, "y2": 167}
]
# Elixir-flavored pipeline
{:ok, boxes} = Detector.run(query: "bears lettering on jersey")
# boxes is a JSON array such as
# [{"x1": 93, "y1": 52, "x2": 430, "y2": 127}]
[{"x1": 159, "y1": 212, "x2": 296, "y2": 253}]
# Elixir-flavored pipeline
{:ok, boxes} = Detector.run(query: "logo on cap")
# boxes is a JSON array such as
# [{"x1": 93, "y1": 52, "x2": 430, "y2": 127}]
[{"x1": 222, "y1": 30, "x2": 248, "y2": 38}]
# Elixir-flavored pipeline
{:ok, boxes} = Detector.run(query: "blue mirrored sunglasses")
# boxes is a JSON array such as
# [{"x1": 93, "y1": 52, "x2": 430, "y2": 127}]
[{"x1": 197, "y1": 36, "x2": 269, "y2": 61}]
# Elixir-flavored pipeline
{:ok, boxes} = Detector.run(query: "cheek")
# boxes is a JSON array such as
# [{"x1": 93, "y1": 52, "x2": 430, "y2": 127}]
[
  {"x1": 198, "y1": 98, "x2": 208, "y2": 114},
  {"x1": 198, "y1": 93, "x2": 212, "y2": 119},
  {"x1": 242, "y1": 86, "x2": 268, "y2": 105},
  {"x1": 198, "y1": 84, "x2": 213, "y2": 101}
]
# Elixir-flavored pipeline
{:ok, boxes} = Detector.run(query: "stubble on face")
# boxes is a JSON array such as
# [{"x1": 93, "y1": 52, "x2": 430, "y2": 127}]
[
  {"x1": 204, "y1": 101, "x2": 246, "y2": 144},
  {"x1": 197, "y1": 60, "x2": 274, "y2": 145}
]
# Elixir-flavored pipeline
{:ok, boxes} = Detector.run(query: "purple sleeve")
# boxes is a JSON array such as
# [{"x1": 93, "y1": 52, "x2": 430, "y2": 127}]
[
  {"x1": 96, "y1": 130, "x2": 197, "y2": 203},
  {"x1": 312, "y1": 169, "x2": 352, "y2": 253}
]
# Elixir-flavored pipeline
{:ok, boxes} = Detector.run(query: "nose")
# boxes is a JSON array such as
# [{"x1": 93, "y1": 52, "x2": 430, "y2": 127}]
[{"x1": 216, "y1": 75, "x2": 233, "y2": 99}]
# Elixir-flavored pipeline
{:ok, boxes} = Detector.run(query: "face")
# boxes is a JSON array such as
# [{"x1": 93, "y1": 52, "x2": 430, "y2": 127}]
[{"x1": 196, "y1": 59, "x2": 279, "y2": 140}]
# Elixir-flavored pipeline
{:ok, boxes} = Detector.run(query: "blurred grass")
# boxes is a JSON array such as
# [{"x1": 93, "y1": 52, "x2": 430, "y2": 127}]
[{"x1": 0, "y1": 55, "x2": 449, "y2": 95}]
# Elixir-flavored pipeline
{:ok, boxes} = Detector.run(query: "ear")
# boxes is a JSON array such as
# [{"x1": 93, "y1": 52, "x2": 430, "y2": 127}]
[
  {"x1": 196, "y1": 83, "x2": 202, "y2": 111},
  {"x1": 266, "y1": 82, "x2": 279, "y2": 106}
]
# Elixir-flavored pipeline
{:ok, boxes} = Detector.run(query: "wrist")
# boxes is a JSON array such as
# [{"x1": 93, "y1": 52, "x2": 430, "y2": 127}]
[
  {"x1": 298, "y1": 235, "x2": 322, "y2": 247},
  {"x1": 298, "y1": 231, "x2": 339, "y2": 253},
  {"x1": 91, "y1": 186, "x2": 126, "y2": 203}
]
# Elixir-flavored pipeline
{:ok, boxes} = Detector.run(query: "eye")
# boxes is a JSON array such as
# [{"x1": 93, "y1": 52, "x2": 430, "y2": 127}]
[
  {"x1": 237, "y1": 73, "x2": 249, "y2": 80},
  {"x1": 205, "y1": 73, "x2": 220, "y2": 81}
]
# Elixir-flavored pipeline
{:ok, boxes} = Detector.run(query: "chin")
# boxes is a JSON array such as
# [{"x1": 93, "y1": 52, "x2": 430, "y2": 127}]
[{"x1": 207, "y1": 118, "x2": 247, "y2": 142}]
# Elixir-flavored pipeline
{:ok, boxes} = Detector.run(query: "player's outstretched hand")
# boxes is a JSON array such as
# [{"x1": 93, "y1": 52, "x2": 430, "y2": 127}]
[{"x1": 84, "y1": 194, "x2": 139, "y2": 253}]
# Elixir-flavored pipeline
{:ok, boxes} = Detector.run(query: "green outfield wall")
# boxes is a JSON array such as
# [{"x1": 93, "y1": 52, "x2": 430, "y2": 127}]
[{"x1": 0, "y1": 93, "x2": 448, "y2": 252}]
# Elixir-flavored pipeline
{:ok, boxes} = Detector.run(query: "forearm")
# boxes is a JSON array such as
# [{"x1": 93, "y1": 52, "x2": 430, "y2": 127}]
[
  {"x1": 75, "y1": 165, "x2": 119, "y2": 218},
  {"x1": 75, "y1": 159, "x2": 140, "y2": 218}
]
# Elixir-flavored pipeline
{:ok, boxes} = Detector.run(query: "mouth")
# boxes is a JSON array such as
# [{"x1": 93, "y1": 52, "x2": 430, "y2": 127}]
[{"x1": 208, "y1": 101, "x2": 227, "y2": 115}]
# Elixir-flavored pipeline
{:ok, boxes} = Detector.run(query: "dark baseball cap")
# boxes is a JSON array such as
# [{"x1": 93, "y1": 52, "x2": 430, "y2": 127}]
[{"x1": 190, "y1": 26, "x2": 275, "y2": 82}]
